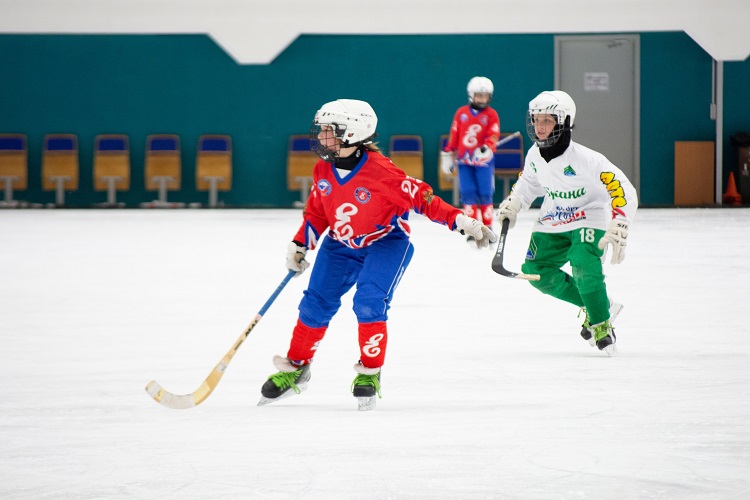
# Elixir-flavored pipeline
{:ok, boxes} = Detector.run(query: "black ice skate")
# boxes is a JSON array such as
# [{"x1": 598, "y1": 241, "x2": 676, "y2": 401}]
[
  {"x1": 580, "y1": 301, "x2": 623, "y2": 346},
  {"x1": 257, "y1": 355, "x2": 311, "y2": 406},
  {"x1": 592, "y1": 320, "x2": 617, "y2": 356},
  {"x1": 351, "y1": 362, "x2": 381, "y2": 411}
]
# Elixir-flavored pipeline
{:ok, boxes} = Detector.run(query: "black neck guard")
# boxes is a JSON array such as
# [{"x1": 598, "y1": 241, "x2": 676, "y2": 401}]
[
  {"x1": 334, "y1": 147, "x2": 363, "y2": 171},
  {"x1": 540, "y1": 129, "x2": 571, "y2": 162}
]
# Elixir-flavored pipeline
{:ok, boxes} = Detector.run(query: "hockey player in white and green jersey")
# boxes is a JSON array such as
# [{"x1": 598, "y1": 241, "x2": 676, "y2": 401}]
[{"x1": 496, "y1": 90, "x2": 638, "y2": 355}]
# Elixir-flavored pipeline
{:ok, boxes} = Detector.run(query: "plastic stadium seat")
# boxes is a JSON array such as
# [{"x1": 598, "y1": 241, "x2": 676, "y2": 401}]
[
  {"x1": 494, "y1": 132, "x2": 524, "y2": 198},
  {"x1": 93, "y1": 134, "x2": 130, "y2": 207},
  {"x1": 287, "y1": 135, "x2": 317, "y2": 207},
  {"x1": 0, "y1": 134, "x2": 28, "y2": 207},
  {"x1": 388, "y1": 135, "x2": 424, "y2": 181},
  {"x1": 196, "y1": 134, "x2": 232, "y2": 208},
  {"x1": 143, "y1": 134, "x2": 183, "y2": 207},
  {"x1": 42, "y1": 134, "x2": 79, "y2": 207},
  {"x1": 437, "y1": 134, "x2": 459, "y2": 206}
]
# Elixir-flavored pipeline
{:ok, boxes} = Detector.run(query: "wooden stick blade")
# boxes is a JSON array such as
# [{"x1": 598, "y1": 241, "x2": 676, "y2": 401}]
[
  {"x1": 142, "y1": 271, "x2": 296, "y2": 410},
  {"x1": 145, "y1": 380, "x2": 197, "y2": 409},
  {"x1": 492, "y1": 265, "x2": 541, "y2": 281},
  {"x1": 145, "y1": 360, "x2": 227, "y2": 409}
]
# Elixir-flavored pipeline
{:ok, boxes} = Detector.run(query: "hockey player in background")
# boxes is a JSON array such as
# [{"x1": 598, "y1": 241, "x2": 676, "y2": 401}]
[
  {"x1": 496, "y1": 90, "x2": 638, "y2": 355},
  {"x1": 441, "y1": 76, "x2": 501, "y2": 237},
  {"x1": 259, "y1": 99, "x2": 497, "y2": 410}
]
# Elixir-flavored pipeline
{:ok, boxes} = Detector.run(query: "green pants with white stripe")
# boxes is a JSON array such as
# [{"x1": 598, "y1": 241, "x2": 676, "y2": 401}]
[{"x1": 520, "y1": 228, "x2": 610, "y2": 325}]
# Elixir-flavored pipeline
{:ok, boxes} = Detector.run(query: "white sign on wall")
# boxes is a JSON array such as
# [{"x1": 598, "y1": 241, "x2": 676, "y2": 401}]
[{"x1": 584, "y1": 72, "x2": 610, "y2": 91}]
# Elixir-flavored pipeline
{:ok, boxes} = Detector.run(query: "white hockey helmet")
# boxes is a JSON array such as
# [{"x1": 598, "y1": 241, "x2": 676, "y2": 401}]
[
  {"x1": 310, "y1": 99, "x2": 378, "y2": 161},
  {"x1": 526, "y1": 90, "x2": 577, "y2": 147},
  {"x1": 467, "y1": 76, "x2": 494, "y2": 108}
]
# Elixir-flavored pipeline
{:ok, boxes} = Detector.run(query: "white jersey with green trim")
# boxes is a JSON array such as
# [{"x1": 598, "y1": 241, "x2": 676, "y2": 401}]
[{"x1": 511, "y1": 141, "x2": 638, "y2": 233}]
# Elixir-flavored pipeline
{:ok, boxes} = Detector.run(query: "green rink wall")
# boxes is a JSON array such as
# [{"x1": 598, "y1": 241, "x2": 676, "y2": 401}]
[{"x1": 1, "y1": 32, "x2": 748, "y2": 207}]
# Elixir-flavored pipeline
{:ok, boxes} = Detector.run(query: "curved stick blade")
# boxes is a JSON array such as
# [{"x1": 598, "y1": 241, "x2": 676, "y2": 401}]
[
  {"x1": 143, "y1": 270, "x2": 296, "y2": 410},
  {"x1": 145, "y1": 380, "x2": 197, "y2": 409}
]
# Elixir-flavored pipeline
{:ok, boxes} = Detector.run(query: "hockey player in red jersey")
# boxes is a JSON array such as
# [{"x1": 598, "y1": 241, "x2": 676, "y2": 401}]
[
  {"x1": 441, "y1": 76, "x2": 501, "y2": 234},
  {"x1": 259, "y1": 99, "x2": 497, "y2": 410}
]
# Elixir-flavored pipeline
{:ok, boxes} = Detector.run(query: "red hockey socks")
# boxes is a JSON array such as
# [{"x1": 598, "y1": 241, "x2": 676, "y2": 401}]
[
  {"x1": 358, "y1": 321, "x2": 388, "y2": 369},
  {"x1": 463, "y1": 204, "x2": 480, "y2": 220},
  {"x1": 480, "y1": 204, "x2": 494, "y2": 227},
  {"x1": 287, "y1": 318, "x2": 327, "y2": 365}
]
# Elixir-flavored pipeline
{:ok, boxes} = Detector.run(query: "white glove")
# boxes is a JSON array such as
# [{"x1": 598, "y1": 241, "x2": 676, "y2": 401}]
[
  {"x1": 440, "y1": 151, "x2": 456, "y2": 175},
  {"x1": 471, "y1": 145, "x2": 494, "y2": 165},
  {"x1": 286, "y1": 241, "x2": 309, "y2": 276},
  {"x1": 496, "y1": 196, "x2": 522, "y2": 229},
  {"x1": 598, "y1": 219, "x2": 629, "y2": 264},
  {"x1": 454, "y1": 214, "x2": 498, "y2": 249}
]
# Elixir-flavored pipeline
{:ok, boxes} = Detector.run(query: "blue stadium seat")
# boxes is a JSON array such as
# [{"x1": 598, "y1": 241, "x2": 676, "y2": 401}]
[
  {"x1": 388, "y1": 135, "x2": 424, "y2": 180},
  {"x1": 94, "y1": 134, "x2": 130, "y2": 207},
  {"x1": 42, "y1": 134, "x2": 79, "y2": 207},
  {"x1": 196, "y1": 134, "x2": 232, "y2": 208},
  {"x1": 143, "y1": 134, "x2": 183, "y2": 207},
  {"x1": 437, "y1": 134, "x2": 459, "y2": 206},
  {"x1": 494, "y1": 132, "x2": 524, "y2": 198},
  {"x1": 287, "y1": 135, "x2": 317, "y2": 207},
  {"x1": 0, "y1": 133, "x2": 28, "y2": 206}
]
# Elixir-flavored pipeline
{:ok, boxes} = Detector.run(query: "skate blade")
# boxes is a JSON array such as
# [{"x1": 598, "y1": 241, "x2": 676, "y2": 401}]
[
  {"x1": 609, "y1": 303, "x2": 624, "y2": 324},
  {"x1": 257, "y1": 383, "x2": 308, "y2": 406},
  {"x1": 357, "y1": 396, "x2": 377, "y2": 411},
  {"x1": 601, "y1": 344, "x2": 618, "y2": 357}
]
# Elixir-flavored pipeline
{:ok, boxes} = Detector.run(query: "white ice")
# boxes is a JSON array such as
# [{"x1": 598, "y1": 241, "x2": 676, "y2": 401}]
[{"x1": 1, "y1": 208, "x2": 749, "y2": 499}]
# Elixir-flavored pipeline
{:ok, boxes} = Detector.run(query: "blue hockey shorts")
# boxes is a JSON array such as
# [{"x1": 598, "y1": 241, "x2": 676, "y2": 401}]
[{"x1": 298, "y1": 232, "x2": 415, "y2": 327}]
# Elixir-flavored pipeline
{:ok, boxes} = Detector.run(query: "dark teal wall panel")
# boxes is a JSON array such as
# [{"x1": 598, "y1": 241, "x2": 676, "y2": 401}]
[
  {"x1": 1, "y1": 33, "x2": 748, "y2": 207},
  {"x1": 640, "y1": 32, "x2": 716, "y2": 205},
  {"x1": 272, "y1": 34, "x2": 552, "y2": 205},
  {"x1": 724, "y1": 60, "x2": 750, "y2": 177}
]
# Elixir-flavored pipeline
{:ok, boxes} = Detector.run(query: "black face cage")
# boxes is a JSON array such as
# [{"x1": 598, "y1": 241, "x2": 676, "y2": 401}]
[
  {"x1": 310, "y1": 122, "x2": 348, "y2": 162},
  {"x1": 526, "y1": 111, "x2": 566, "y2": 148},
  {"x1": 470, "y1": 93, "x2": 492, "y2": 109}
]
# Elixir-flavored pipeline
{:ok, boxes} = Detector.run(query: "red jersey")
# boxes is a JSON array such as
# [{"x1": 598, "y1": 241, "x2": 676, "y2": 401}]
[
  {"x1": 446, "y1": 105, "x2": 500, "y2": 165},
  {"x1": 294, "y1": 150, "x2": 462, "y2": 250}
]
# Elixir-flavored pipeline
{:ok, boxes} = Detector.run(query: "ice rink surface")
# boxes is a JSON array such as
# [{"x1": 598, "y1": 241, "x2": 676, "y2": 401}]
[{"x1": 1, "y1": 208, "x2": 749, "y2": 499}]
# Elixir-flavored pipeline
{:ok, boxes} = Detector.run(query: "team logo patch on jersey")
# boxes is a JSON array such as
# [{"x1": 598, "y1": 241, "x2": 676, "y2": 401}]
[
  {"x1": 317, "y1": 179, "x2": 332, "y2": 196},
  {"x1": 480, "y1": 116, "x2": 488, "y2": 125},
  {"x1": 354, "y1": 187, "x2": 371, "y2": 204},
  {"x1": 563, "y1": 165, "x2": 576, "y2": 176},
  {"x1": 540, "y1": 207, "x2": 587, "y2": 226},
  {"x1": 526, "y1": 237, "x2": 538, "y2": 260},
  {"x1": 460, "y1": 113, "x2": 469, "y2": 122}
]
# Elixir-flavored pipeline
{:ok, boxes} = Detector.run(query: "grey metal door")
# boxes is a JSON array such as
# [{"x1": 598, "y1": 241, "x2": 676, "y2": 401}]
[{"x1": 555, "y1": 35, "x2": 640, "y2": 193}]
